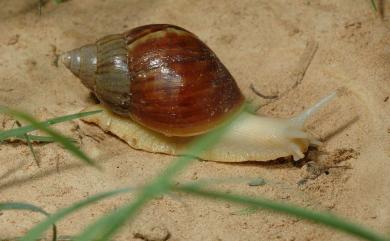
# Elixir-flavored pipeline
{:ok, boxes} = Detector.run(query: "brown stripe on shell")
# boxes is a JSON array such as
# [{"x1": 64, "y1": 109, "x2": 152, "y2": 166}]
[
  {"x1": 78, "y1": 44, "x2": 98, "y2": 88},
  {"x1": 126, "y1": 25, "x2": 245, "y2": 136}
]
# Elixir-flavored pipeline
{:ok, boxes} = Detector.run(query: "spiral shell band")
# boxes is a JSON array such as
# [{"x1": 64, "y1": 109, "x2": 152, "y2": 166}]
[{"x1": 95, "y1": 34, "x2": 132, "y2": 115}]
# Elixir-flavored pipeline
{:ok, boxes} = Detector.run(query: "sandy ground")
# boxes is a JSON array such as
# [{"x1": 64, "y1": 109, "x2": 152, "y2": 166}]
[{"x1": 0, "y1": 1, "x2": 389, "y2": 240}]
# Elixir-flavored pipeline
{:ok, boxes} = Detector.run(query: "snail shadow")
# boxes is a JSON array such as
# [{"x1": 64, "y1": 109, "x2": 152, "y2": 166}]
[
  {"x1": 219, "y1": 157, "x2": 297, "y2": 169},
  {"x1": 0, "y1": 160, "x2": 87, "y2": 192},
  {"x1": 0, "y1": 145, "x2": 121, "y2": 193},
  {"x1": 0, "y1": 160, "x2": 26, "y2": 182},
  {"x1": 320, "y1": 115, "x2": 359, "y2": 142}
]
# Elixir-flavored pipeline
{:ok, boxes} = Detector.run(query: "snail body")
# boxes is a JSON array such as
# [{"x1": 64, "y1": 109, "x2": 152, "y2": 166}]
[{"x1": 62, "y1": 24, "x2": 336, "y2": 162}]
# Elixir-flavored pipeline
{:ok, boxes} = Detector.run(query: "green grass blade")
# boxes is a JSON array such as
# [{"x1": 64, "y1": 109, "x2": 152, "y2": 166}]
[
  {"x1": 371, "y1": 0, "x2": 378, "y2": 11},
  {"x1": 0, "y1": 108, "x2": 101, "y2": 141},
  {"x1": 0, "y1": 108, "x2": 101, "y2": 167},
  {"x1": 25, "y1": 132, "x2": 40, "y2": 167},
  {"x1": 174, "y1": 185, "x2": 390, "y2": 241},
  {"x1": 12, "y1": 135, "x2": 59, "y2": 143},
  {"x1": 20, "y1": 187, "x2": 134, "y2": 241},
  {"x1": 14, "y1": 121, "x2": 40, "y2": 166},
  {"x1": 74, "y1": 194, "x2": 147, "y2": 241},
  {"x1": 0, "y1": 202, "x2": 49, "y2": 215},
  {"x1": 0, "y1": 202, "x2": 57, "y2": 241}
]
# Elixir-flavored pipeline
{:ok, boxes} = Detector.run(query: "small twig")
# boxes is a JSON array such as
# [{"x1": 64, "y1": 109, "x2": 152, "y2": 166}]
[
  {"x1": 0, "y1": 88, "x2": 14, "y2": 92},
  {"x1": 252, "y1": 40, "x2": 319, "y2": 109},
  {"x1": 38, "y1": 0, "x2": 51, "y2": 16},
  {"x1": 371, "y1": 0, "x2": 385, "y2": 18},
  {"x1": 378, "y1": 0, "x2": 384, "y2": 18},
  {"x1": 371, "y1": 0, "x2": 378, "y2": 11},
  {"x1": 84, "y1": 133, "x2": 103, "y2": 143},
  {"x1": 16, "y1": 121, "x2": 40, "y2": 167},
  {"x1": 276, "y1": 40, "x2": 318, "y2": 98},
  {"x1": 25, "y1": 132, "x2": 40, "y2": 167},
  {"x1": 38, "y1": 0, "x2": 43, "y2": 16},
  {"x1": 249, "y1": 84, "x2": 278, "y2": 99},
  {"x1": 289, "y1": 40, "x2": 318, "y2": 90},
  {"x1": 50, "y1": 44, "x2": 60, "y2": 67}
]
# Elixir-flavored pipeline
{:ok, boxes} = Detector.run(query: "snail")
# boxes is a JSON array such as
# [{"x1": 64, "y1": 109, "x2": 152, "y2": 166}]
[{"x1": 61, "y1": 24, "x2": 337, "y2": 162}]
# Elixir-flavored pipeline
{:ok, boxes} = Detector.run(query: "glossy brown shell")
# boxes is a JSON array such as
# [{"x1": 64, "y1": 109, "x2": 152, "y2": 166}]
[{"x1": 64, "y1": 24, "x2": 245, "y2": 136}]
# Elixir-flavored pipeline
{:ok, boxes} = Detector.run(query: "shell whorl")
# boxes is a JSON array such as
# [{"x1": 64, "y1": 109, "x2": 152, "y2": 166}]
[
  {"x1": 94, "y1": 34, "x2": 131, "y2": 115},
  {"x1": 61, "y1": 44, "x2": 97, "y2": 90},
  {"x1": 62, "y1": 34, "x2": 131, "y2": 115}
]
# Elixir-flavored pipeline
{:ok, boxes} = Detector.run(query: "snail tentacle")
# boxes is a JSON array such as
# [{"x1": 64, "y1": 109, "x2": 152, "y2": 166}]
[
  {"x1": 291, "y1": 90, "x2": 338, "y2": 128},
  {"x1": 287, "y1": 142, "x2": 305, "y2": 161},
  {"x1": 285, "y1": 129, "x2": 321, "y2": 146}
]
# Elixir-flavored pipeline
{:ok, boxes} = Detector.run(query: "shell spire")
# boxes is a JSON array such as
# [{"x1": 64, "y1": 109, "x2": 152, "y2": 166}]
[{"x1": 61, "y1": 44, "x2": 98, "y2": 91}]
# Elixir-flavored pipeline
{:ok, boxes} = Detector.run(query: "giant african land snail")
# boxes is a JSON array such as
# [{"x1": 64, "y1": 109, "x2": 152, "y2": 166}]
[{"x1": 61, "y1": 24, "x2": 337, "y2": 162}]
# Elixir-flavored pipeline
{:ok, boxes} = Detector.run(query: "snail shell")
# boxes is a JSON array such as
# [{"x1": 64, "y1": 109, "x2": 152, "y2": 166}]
[
  {"x1": 62, "y1": 24, "x2": 244, "y2": 137},
  {"x1": 62, "y1": 24, "x2": 337, "y2": 162}
]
